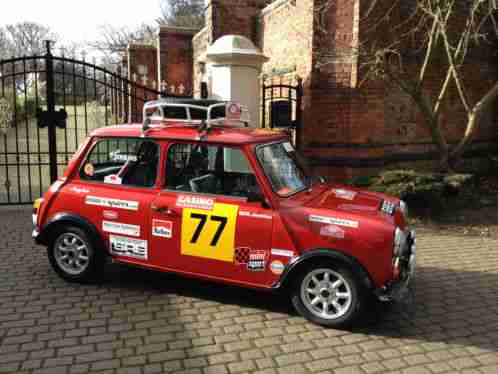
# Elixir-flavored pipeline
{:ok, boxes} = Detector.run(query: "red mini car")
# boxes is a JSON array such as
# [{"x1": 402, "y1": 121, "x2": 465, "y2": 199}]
[{"x1": 33, "y1": 99, "x2": 416, "y2": 327}]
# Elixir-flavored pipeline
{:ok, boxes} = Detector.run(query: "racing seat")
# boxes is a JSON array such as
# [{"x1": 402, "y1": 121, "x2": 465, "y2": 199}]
[{"x1": 121, "y1": 143, "x2": 158, "y2": 187}]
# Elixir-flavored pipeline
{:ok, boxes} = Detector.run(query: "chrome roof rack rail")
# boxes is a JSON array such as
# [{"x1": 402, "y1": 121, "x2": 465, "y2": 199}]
[{"x1": 142, "y1": 100, "x2": 250, "y2": 131}]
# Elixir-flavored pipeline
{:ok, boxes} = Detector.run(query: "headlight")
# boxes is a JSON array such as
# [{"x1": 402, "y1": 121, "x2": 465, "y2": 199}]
[
  {"x1": 393, "y1": 227, "x2": 408, "y2": 257},
  {"x1": 399, "y1": 200, "x2": 408, "y2": 219}
]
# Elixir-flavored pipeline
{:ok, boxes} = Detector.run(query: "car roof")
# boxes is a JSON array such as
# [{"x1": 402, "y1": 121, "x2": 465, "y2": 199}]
[{"x1": 90, "y1": 123, "x2": 288, "y2": 145}]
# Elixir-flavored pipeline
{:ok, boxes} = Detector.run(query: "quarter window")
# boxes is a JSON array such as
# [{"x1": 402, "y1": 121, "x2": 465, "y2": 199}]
[
  {"x1": 166, "y1": 143, "x2": 259, "y2": 198},
  {"x1": 81, "y1": 138, "x2": 159, "y2": 187}
]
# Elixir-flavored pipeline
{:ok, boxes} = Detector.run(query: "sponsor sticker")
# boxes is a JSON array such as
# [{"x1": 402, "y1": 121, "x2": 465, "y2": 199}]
[
  {"x1": 103, "y1": 210, "x2": 119, "y2": 220},
  {"x1": 104, "y1": 174, "x2": 122, "y2": 185},
  {"x1": 83, "y1": 163, "x2": 94, "y2": 176},
  {"x1": 332, "y1": 188, "x2": 356, "y2": 201},
  {"x1": 226, "y1": 102, "x2": 242, "y2": 120},
  {"x1": 247, "y1": 250, "x2": 267, "y2": 271},
  {"x1": 320, "y1": 225, "x2": 345, "y2": 239},
  {"x1": 239, "y1": 211, "x2": 272, "y2": 220},
  {"x1": 152, "y1": 219, "x2": 173, "y2": 238},
  {"x1": 176, "y1": 195, "x2": 214, "y2": 210},
  {"x1": 309, "y1": 214, "x2": 359, "y2": 228},
  {"x1": 86, "y1": 196, "x2": 139, "y2": 211},
  {"x1": 338, "y1": 204, "x2": 377, "y2": 212},
  {"x1": 103, "y1": 221, "x2": 140, "y2": 237},
  {"x1": 112, "y1": 153, "x2": 137, "y2": 162},
  {"x1": 270, "y1": 260, "x2": 285, "y2": 275},
  {"x1": 71, "y1": 186, "x2": 90, "y2": 194},
  {"x1": 271, "y1": 248, "x2": 295, "y2": 258},
  {"x1": 110, "y1": 235, "x2": 148, "y2": 260}
]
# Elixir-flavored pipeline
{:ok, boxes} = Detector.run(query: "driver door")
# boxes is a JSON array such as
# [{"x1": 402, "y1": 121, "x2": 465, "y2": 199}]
[{"x1": 149, "y1": 142, "x2": 274, "y2": 287}]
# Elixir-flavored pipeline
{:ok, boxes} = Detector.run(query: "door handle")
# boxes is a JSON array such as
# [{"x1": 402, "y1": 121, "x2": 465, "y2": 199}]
[{"x1": 151, "y1": 204, "x2": 179, "y2": 216}]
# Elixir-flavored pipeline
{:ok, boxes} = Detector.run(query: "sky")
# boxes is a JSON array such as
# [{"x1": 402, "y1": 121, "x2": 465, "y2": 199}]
[{"x1": 0, "y1": 0, "x2": 163, "y2": 55}]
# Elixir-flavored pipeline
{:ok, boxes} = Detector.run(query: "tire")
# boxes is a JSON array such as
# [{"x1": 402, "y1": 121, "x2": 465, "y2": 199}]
[
  {"x1": 291, "y1": 263, "x2": 364, "y2": 327},
  {"x1": 47, "y1": 226, "x2": 104, "y2": 283}
]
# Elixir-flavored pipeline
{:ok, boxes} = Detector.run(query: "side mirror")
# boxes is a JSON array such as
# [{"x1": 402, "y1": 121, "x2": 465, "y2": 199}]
[
  {"x1": 246, "y1": 187, "x2": 271, "y2": 208},
  {"x1": 247, "y1": 189, "x2": 263, "y2": 203}
]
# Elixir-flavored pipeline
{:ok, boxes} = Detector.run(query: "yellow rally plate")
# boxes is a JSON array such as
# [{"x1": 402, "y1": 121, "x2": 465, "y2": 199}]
[{"x1": 181, "y1": 203, "x2": 239, "y2": 262}]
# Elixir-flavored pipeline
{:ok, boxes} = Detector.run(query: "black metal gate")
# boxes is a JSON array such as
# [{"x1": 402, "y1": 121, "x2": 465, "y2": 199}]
[
  {"x1": 0, "y1": 41, "x2": 190, "y2": 205},
  {"x1": 261, "y1": 77, "x2": 303, "y2": 149}
]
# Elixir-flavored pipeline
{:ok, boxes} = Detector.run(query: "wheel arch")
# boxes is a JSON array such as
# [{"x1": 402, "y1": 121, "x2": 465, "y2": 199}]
[
  {"x1": 37, "y1": 212, "x2": 106, "y2": 252},
  {"x1": 272, "y1": 249, "x2": 375, "y2": 292}
]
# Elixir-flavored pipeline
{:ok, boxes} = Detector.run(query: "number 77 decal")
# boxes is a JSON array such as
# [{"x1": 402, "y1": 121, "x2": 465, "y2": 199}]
[
  {"x1": 181, "y1": 203, "x2": 239, "y2": 262},
  {"x1": 190, "y1": 213, "x2": 228, "y2": 246}
]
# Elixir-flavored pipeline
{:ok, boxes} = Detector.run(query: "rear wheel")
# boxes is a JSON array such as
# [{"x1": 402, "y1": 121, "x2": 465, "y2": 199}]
[
  {"x1": 291, "y1": 264, "x2": 363, "y2": 327},
  {"x1": 48, "y1": 226, "x2": 104, "y2": 283}
]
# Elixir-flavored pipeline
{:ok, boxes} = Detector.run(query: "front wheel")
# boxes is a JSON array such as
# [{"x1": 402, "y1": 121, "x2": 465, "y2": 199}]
[
  {"x1": 291, "y1": 265, "x2": 363, "y2": 327},
  {"x1": 47, "y1": 226, "x2": 104, "y2": 283}
]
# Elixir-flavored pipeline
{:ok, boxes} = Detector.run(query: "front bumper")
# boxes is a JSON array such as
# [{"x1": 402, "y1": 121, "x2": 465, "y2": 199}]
[
  {"x1": 32, "y1": 228, "x2": 42, "y2": 244},
  {"x1": 377, "y1": 230, "x2": 416, "y2": 302}
]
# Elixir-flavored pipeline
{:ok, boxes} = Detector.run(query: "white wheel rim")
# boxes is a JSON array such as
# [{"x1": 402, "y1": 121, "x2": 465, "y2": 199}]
[
  {"x1": 300, "y1": 268, "x2": 353, "y2": 320},
  {"x1": 54, "y1": 233, "x2": 90, "y2": 275}
]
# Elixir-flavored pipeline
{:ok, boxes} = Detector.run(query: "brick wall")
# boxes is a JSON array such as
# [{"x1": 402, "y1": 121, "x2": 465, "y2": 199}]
[
  {"x1": 127, "y1": 44, "x2": 158, "y2": 122},
  {"x1": 158, "y1": 26, "x2": 199, "y2": 96}
]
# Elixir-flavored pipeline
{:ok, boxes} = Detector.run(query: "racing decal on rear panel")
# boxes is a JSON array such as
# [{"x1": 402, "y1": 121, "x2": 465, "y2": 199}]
[
  {"x1": 247, "y1": 250, "x2": 267, "y2": 271},
  {"x1": 110, "y1": 235, "x2": 148, "y2": 260},
  {"x1": 234, "y1": 248, "x2": 267, "y2": 271},
  {"x1": 103, "y1": 210, "x2": 119, "y2": 220},
  {"x1": 70, "y1": 187, "x2": 90, "y2": 194},
  {"x1": 102, "y1": 221, "x2": 140, "y2": 237},
  {"x1": 238, "y1": 211, "x2": 272, "y2": 220},
  {"x1": 176, "y1": 195, "x2": 214, "y2": 210},
  {"x1": 270, "y1": 260, "x2": 285, "y2": 275},
  {"x1": 332, "y1": 188, "x2": 357, "y2": 201},
  {"x1": 181, "y1": 203, "x2": 238, "y2": 262},
  {"x1": 104, "y1": 174, "x2": 122, "y2": 185},
  {"x1": 86, "y1": 196, "x2": 139, "y2": 211},
  {"x1": 309, "y1": 214, "x2": 359, "y2": 228},
  {"x1": 152, "y1": 219, "x2": 173, "y2": 238},
  {"x1": 320, "y1": 225, "x2": 345, "y2": 239},
  {"x1": 271, "y1": 248, "x2": 294, "y2": 258}
]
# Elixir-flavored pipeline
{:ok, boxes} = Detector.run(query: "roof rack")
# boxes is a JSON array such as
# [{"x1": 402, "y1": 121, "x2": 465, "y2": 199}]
[{"x1": 142, "y1": 99, "x2": 250, "y2": 130}]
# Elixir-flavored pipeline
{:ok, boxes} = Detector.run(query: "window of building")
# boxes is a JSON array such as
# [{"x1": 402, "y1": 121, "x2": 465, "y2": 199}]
[
  {"x1": 165, "y1": 143, "x2": 259, "y2": 198},
  {"x1": 81, "y1": 138, "x2": 159, "y2": 187}
]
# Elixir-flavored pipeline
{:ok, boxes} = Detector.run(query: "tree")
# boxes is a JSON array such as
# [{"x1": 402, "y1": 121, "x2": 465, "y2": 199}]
[
  {"x1": 89, "y1": 23, "x2": 157, "y2": 62},
  {"x1": 158, "y1": 0, "x2": 205, "y2": 29},
  {"x1": 317, "y1": 0, "x2": 498, "y2": 170},
  {"x1": 2, "y1": 22, "x2": 58, "y2": 57}
]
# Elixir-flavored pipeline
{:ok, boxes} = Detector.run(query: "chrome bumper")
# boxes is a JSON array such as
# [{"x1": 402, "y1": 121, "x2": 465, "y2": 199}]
[{"x1": 377, "y1": 230, "x2": 416, "y2": 302}]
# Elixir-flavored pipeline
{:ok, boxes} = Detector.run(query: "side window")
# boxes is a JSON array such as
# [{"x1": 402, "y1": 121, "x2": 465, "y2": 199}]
[
  {"x1": 81, "y1": 138, "x2": 159, "y2": 188},
  {"x1": 165, "y1": 143, "x2": 260, "y2": 198}
]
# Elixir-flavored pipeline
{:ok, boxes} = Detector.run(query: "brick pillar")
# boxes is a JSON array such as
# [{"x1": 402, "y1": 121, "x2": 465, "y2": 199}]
[
  {"x1": 158, "y1": 26, "x2": 199, "y2": 97},
  {"x1": 127, "y1": 43, "x2": 158, "y2": 122},
  {"x1": 205, "y1": 0, "x2": 268, "y2": 44}
]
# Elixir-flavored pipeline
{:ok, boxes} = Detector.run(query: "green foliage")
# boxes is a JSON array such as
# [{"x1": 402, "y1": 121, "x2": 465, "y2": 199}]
[{"x1": 348, "y1": 170, "x2": 475, "y2": 216}]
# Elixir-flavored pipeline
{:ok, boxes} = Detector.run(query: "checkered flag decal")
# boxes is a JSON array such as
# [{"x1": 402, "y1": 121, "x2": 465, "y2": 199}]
[{"x1": 235, "y1": 247, "x2": 250, "y2": 265}]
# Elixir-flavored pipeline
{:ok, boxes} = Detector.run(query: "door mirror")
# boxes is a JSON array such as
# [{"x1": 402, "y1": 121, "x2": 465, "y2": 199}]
[
  {"x1": 247, "y1": 189, "x2": 264, "y2": 203},
  {"x1": 246, "y1": 186, "x2": 271, "y2": 208}
]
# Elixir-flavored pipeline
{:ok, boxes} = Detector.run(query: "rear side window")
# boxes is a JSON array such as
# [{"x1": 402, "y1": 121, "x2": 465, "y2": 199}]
[{"x1": 81, "y1": 138, "x2": 159, "y2": 188}]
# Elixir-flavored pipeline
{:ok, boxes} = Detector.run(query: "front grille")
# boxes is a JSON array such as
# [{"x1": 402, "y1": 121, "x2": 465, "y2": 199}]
[{"x1": 381, "y1": 200, "x2": 396, "y2": 215}]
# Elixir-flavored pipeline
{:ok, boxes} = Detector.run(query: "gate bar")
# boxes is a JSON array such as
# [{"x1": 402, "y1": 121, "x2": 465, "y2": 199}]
[{"x1": 45, "y1": 41, "x2": 58, "y2": 183}]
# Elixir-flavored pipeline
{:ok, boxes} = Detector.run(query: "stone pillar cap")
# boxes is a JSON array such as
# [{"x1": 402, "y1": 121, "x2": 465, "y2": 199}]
[{"x1": 206, "y1": 35, "x2": 269, "y2": 64}]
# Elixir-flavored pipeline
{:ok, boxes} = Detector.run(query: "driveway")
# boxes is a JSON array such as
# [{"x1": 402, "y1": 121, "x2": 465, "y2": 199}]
[{"x1": 0, "y1": 206, "x2": 497, "y2": 374}]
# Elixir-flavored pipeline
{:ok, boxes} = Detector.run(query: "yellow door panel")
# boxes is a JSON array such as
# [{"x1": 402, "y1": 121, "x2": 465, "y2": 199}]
[{"x1": 181, "y1": 203, "x2": 239, "y2": 262}]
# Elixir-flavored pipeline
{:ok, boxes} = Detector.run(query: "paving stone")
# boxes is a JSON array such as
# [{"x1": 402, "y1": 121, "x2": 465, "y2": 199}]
[{"x1": 2, "y1": 207, "x2": 498, "y2": 374}]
